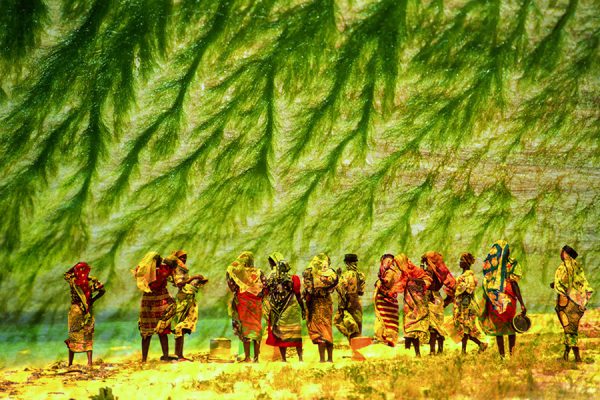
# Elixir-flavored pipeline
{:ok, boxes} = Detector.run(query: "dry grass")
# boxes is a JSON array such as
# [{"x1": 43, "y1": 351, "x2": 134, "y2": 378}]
[{"x1": 1, "y1": 311, "x2": 598, "y2": 399}]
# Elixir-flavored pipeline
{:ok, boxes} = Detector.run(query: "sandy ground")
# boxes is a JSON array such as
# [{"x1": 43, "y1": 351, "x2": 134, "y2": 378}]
[{"x1": 1, "y1": 311, "x2": 599, "y2": 399}]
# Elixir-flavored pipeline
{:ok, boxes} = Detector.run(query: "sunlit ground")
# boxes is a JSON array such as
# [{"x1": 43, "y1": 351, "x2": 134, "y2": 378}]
[{"x1": 0, "y1": 310, "x2": 598, "y2": 399}]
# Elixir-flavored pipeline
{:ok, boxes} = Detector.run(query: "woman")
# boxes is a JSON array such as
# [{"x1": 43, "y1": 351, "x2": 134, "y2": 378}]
[
  {"x1": 226, "y1": 251, "x2": 266, "y2": 362},
  {"x1": 265, "y1": 252, "x2": 305, "y2": 362},
  {"x1": 396, "y1": 253, "x2": 432, "y2": 357},
  {"x1": 421, "y1": 251, "x2": 455, "y2": 355},
  {"x1": 480, "y1": 240, "x2": 526, "y2": 357},
  {"x1": 64, "y1": 262, "x2": 105, "y2": 367},
  {"x1": 453, "y1": 253, "x2": 487, "y2": 354},
  {"x1": 133, "y1": 252, "x2": 176, "y2": 363},
  {"x1": 553, "y1": 245, "x2": 593, "y2": 362},
  {"x1": 373, "y1": 254, "x2": 401, "y2": 346},
  {"x1": 334, "y1": 253, "x2": 366, "y2": 344},
  {"x1": 169, "y1": 250, "x2": 207, "y2": 361},
  {"x1": 303, "y1": 253, "x2": 338, "y2": 362}
]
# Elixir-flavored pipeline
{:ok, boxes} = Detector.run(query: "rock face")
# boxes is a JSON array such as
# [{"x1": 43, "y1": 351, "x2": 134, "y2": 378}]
[{"x1": 0, "y1": 0, "x2": 598, "y2": 319}]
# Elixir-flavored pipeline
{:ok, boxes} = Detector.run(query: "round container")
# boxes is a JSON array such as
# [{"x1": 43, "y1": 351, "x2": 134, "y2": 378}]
[{"x1": 512, "y1": 314, "x2": 532, "y2": 334}]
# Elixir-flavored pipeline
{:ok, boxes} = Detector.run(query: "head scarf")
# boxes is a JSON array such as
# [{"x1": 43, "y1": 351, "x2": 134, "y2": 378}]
[
  {"x1": 395, "y1": 253, "x2": 427, "y2": 280},
  {"x1": 226, "y1": 251, "x2": 263, "y2": 296},
  {"x1": 562, "y1": 245, "x2": 578, "y2": 259},
  {"x1": 379, "y1": 254, "x2": 395, "y2": 280},
  {"x1": 268, "y1": 252, "x2": 290, "y2": 274},
  {"x1": 72, "y1": 262, "x2": 92, "y2": 306},
  {"x1": 175, "y1": 249, "x2": 187, "y2": 259},
  {"x1": 132, "y1": 252, "x2": 160, "y2": 293},
  {"x1": 422, "y1": 251, "x2": 456, "y2": 291},
  {"x1": 344, "y1": 253, "x2": 358, "y2": 271},
  {"x1": 308, "y1": 253, "x2": 337, "y2": 289}
]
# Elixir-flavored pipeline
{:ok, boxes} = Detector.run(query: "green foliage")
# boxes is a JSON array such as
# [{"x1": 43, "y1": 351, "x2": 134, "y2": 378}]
[{"x1": 0, "y1": 0, "x2": 598, "y2": 318}]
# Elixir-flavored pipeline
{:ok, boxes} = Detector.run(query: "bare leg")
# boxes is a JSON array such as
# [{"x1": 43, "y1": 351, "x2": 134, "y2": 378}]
[
  {"x1": 278, "y1": 347, "x2": 287, "y2": 362},
  {"x1": 68, "y1": 350, "x2": 74, "y2": 366},
  {"x1": 326, "y1": 342, "x2": 333, "y2": 362},
  {"x1": 175, "y1": 336, "x2": 184, "y2": 359},
  {"x1": 243, "y1": 341, "x2": 251, "y2": 362},
  {"x1": 572, "y1": 346, "x2": 582, "y2": 362},
  {"x1": 429, "y1": 331, "x2": 437, "y2": 355},
  {"x1": 86, "y1": 351, "x2": 93, "y2": 367},
  {"x1": 461, "y1": 335, "x2": 468, "y2": 354},
  {"x1": 508, "y1": 334, "x2": 516, "y2": 355},
  {"x1": 437, "y1": 336, "x2": 444, "y2": 354},
  {"x1": 141, "y1": 336, "x2": 151, "y2": 363},
  {"x1": 563, "y1": 345, "x2": 570, "y2": 361},
  {"x1": 296, "y1": 346, "x2": 303, "y2": 362},
  {"x1": 253, "y1": 340, "x2": 260, "y2": 363},
  {"x1": 158, "y1": 334, "x2": 169, "y2": 359},
  {"x1": 496, "y1": 336, "x2": 505, "y2": 357},
  {"x1": 414, "y1": 338, "x2": 421, "y2": 357},
  {"x1": 318, "y1": 343, "x2": 326, "y2": 362}
]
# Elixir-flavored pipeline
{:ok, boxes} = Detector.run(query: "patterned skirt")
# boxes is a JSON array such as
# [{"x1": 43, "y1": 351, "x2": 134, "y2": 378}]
[
  {"x1": 374, "y1": 289, "x2": 399, "y2": 346},
  {"x1": 139, "y1": 287, "x2": 174, "y2": 338},
  {"x1": 428, "y1": 291, "x2": 448, "y2": 337},
  {"x1": 307, "y1": 295, "x2": 334, "y2": 344},
  {"x1": 266, "y1": 297, "x2": 303, "y2": 347},
  {"x1": 232, "y1": 291, "x2": 263, "y2": 341},
  {"x1": 65, "y1": 304, "x2": 94, "y2": 353},
  {"x1": 480, "y1": 286, "x2": 517, "y2": 336},
  {"x1": 555, "y1": 294, "x2": 584, "y2": 345},
  {"x1": 173, "y1": 290, "x2": 199, "y2": 337},
  {"x1": 403, "y1": 287, "x2": 430, "y2": 343}
]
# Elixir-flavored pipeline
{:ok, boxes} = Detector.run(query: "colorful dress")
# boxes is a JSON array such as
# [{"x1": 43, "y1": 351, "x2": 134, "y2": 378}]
[
  {"x1": 64, "y1": 266, "x2": 105, "y2": 353},
  {"x1": 227, "y1": 251, "x2": 266, "y2": 341},
  {"x1": 480, "y1": 240, "x2": 523, "y2": 336},
  {"x1": 334, "y1": 265, "x2": 366, "y2": 339},
  {"x1": 303, "y1": 253, "x2": 339, "y2": 345},
  {"x1": 453, "y1": 270, "x2": 481, "y2": 338},
  {"x1": 136, "y1": 258, "x2": 175, "y2": 338},
  {"x1": 373, "y1": 258, "x2": 402, "y2": 346},
  {"x1": 422, "y1": 252, "x2": 456, "y2": 339},
  {"x1": 170, "y1": 253, "x2": 201, "y2": 337},
  {"x1": 396, "y1": 254, "x2": 432, "y2": 344},
  {"x1": 554, "y1": 254, "x2": 593, "y2": 346},
  {"x1": 265, "y1": 252, "x2": 303, "y2": 347}
]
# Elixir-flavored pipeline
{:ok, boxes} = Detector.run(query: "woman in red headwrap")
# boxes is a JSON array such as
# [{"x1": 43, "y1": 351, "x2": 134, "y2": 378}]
[{"x1": 64, "y1": 262, "x2": 105, "y2": 367}]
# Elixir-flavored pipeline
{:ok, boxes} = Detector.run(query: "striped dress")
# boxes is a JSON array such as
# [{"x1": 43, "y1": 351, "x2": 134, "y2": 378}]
[
  {"x1": 138, "y1": 264, "x2": 175, "y2": 338},
  {"x1": 374, "y1": 266, "x2": 401, "y2": 346}
]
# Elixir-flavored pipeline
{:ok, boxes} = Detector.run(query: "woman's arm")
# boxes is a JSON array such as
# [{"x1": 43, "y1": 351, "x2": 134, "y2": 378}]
[{"x1": 510, "y1": 280, "x2": 526, "y2": 314}]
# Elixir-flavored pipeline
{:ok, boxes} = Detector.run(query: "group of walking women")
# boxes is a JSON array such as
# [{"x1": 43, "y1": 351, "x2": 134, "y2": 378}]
[{"x1": 64, "y1": 241, "x2": 593, "y2": 366}]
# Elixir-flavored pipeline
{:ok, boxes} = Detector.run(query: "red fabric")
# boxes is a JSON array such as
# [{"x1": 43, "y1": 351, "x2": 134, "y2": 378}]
[
  {"x1": 149, "y1": 263, "x2": 172, "y2": 291},
  {"x1": 73, "y1": 262, "x2": 91, "y2": 306},
  {"x1": 292, "y1": 274, "x2": 301, "y2": 294},
  {"x1": 486, "y1": 281, "x2": 517, "y2": 323}
]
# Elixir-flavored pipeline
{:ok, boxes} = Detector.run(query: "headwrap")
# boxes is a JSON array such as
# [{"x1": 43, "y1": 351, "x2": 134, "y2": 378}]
[
  {"x1": 459, "y1": 253, "x2": 475, "y2": 269},
  {"x1": 422, "y1": 251, "x2": 456, "y2": 291},
  {"x1": 562, "y1": 245, "x2": 578, "y2": 259},
  {"x1": 308, "y1": 253, "x2": 337, "y2": 289},
  {"x1": 379, "y1": 254, "x2": 395, "y2": 281},
  {"x1": 132, "y1": 252, "x2": 160, "y2": 293},
  {"x1": 482, "y1": 240, "x2": 522, "y2": 313},
  {"x1": 554, "y1": 251, "x2": 593, "y2": 308},
  {"x1": 175, "y1": 249, "x2": 187, "y2": 259},
  {"x1": 268, "y1": 252, "x2": 290, "y2": 274},
  {"x1": 226, "y1": 251, "x2": 264, "y2": 296},
  {"x1": 72, "y1": 262, "x2": 91, "y2": 307},
  {"x1": 394, "y1": 253, "x2": 430, "y2": 292}
]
